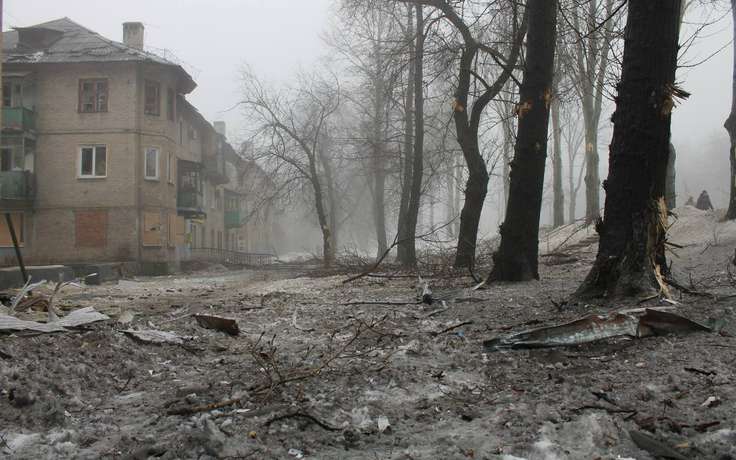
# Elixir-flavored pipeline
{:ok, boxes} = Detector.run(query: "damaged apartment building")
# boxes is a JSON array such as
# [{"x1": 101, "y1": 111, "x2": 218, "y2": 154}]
[{"x1": 0, "y1": 18, "x2": 279, "y2": 274}]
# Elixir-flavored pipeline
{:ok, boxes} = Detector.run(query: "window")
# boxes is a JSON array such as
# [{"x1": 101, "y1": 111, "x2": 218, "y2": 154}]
[
  {"x1": 2, "y1": 83, "x2": 12, "y2": 107},
  {"x1": 0, "y1": 213, "x2": 24, "y2": 247},
  {"x1": 179, "y1": 121, "x2": 184, "y2": 144},
  {"x1": 144, "y1": 147, "x2": 160, "y2": 180},
  {"x1": 143, "y1": 211, "x2": 162, "y2": 246},
  {"x1": 167, "y1": 152, "x2": 175, "y2": 184},
  {"x1": 78, "y1": 79, "x2": 108, "y2": 113},
  {"x1": 167, "y1": 88, "x2": 175, "y2": 121},
  {"x1": 144, "y1": 80, "x2": 160, "y2": 115},
  {"x1": 1, "y1": 147, "x2": 25, "y2": 171},
  {"x1": 79, "y1": 145, "x2": 107, "y2": 178},
  {"x1": 188, "y1": 127, "x2": 197, "y2": 140}
]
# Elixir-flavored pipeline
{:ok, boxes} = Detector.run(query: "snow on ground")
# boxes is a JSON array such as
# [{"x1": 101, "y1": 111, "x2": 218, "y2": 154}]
[{"x1": 1, "y1": 209, "x2": 735, "y2": 459}]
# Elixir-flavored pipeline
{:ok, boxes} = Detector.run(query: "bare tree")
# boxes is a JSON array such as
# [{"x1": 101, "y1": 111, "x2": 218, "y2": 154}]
[
  {"x1": 576, "y1": 0, "x2": 685, "y2": 298},
  {"x1": 725, "y1": 0, "x2": 736, "y2": 219},
  {"x1": 489, "y1": 0, "x2": 558, "y2": 281},
  {"x1": 240, "y1": 70, "x2": 341, "y2": 266},
  {"x1": 567, "y1": 0, "x2": 619, "y2": 224}
]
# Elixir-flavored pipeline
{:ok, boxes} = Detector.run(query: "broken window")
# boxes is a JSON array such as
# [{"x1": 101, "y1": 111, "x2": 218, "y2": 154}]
[
  {"x1": 78, "y1": 79, "x2": 108, "y2": 113},
  {"x1": 0, "y1": 213, "x2": 24, "y2": 247},
  {"x1": 144, "y1": 147, "x2": 159, "y2": 180},
  {"x1": 2, "y1": 82, "x2": 12, "y2": 107},
  {"x1": 79, "y1": 145, "x2": 107, "y2": 178},
  {"x1": 144, "y1": 80, "x2": 160, "y2": 116},
  {"x1": 167, "y1": 88, "x2": 175, "y2": 121}
]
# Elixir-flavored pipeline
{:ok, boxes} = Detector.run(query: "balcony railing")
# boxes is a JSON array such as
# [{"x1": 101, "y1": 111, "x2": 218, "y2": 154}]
[
  {"x1": 177, "y1": 189, "x2": 203, "y2": 209},
  {"x1": 2, "y1": 107, "x2": 36, "y2": 132},
  {"x1": 188, "y1": 248, "x2": 274, "y2": 266},
  {"x1": 225, "y1": 210, "x2": 242, "y2": 228},
  {"x1": 0, "y1": 171, "x2": 34, "y2": 202}
]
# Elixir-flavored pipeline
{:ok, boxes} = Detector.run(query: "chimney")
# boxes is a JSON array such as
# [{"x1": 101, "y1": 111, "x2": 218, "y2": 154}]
[
  {"x1": 214, "y1": 121, "x2": 227, "y2": 138},
  {"x1": 123, "y1": 22, "x2": 145, "y2": 50}
]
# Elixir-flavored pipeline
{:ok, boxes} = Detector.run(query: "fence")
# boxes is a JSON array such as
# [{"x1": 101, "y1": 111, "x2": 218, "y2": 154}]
[{"x1": 187, "y1": 247, "x2": 275, "y2": 266}]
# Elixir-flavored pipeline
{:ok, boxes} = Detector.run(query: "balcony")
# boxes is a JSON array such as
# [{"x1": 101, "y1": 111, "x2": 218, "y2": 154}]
[
  {"x1": 2, "y1": 107, "x2": 36, "y2": 132},
  {"x1": 0, "y1": 171, "x2": 35, "y2": 209},
  {"x1": 225, "y1": 210, "x2": 242, "y2": 228},
  {"x1": 177, "y1": 190, "x2": 205, "y2": 218}
]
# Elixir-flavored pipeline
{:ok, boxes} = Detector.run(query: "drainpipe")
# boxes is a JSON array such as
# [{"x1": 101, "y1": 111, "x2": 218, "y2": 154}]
[{"x1": 135, "y1": 64, "x2": 143, "y2": 265}]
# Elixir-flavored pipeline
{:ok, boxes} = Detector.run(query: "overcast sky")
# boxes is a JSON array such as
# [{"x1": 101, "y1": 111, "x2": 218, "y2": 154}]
[
  {"x1": 3, "y1": 0, "x2": 334, "y2": 141},
  {"x1": 4, "y1": 1, "x2": 734, "y2": 191}
]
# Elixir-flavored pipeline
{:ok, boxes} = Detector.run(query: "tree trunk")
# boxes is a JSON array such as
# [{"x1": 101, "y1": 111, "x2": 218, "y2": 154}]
[
  {"x1": 309, "y1": 155, "x2": 334, "y2": 266},
  {"x1": 552, "y1": 96, "x2": 565, "y2": 227},
  {"x1": 725, "y1": 0, "x2": 736, "y2": 219},
  {"x1": 488, "y1": 0, "x2": 557, "y2": 282},
  {"x1": 576, "y1": 0, "x2": 682, "y2": 299},
  {"x1": 397, "y1": 5, "x2": 415, "y2": 263},
  {"x1": 583, "y1": 123, "x2": 601, "y2": 223},
  {"x1": 398, "y1": 3, "x2": 425, "y2": 267},
  {"x1": 371, "y1": 42, "x2": 388, "y2": 257},
  {"x1": 665, "y1": 142, "x2": 677, "y2": 209}
]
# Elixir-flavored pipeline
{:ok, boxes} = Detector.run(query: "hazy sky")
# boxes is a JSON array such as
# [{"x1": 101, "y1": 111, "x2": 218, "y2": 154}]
[
  {"x1": 3, "y1": 0, "x2": 333, "y2": 141},
  {"x1": 4, "y1": 1, "x2": 734, "y2": 202}
]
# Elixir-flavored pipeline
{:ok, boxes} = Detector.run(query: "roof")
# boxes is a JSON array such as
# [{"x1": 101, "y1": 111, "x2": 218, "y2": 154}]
[{"x1": 2, "y1": 17, "x2": 196, "y2": 93}]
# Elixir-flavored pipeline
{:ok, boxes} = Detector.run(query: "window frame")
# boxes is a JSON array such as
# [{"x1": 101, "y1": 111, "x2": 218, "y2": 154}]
[
  {"x1": 167, "y1": 152, "x2": 175, "y2": 185},
  {"x1": 78, "y1": 78, "x2": 108, "y2": 113},
  {"x1": 144, "y1": 80, "x2": 161, "y2": 116},
  {"x1": 144, "y1": 146, "x2": 160, "y2": 181},
  {"x1": 78, "y1": 145, "x2": 108, "y2": 179}
]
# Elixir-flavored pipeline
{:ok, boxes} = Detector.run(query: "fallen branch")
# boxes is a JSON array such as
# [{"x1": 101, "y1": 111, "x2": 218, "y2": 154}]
[
  {"x1": 343, "y1": 300, "x2": 420, "y2": 306},
  {"x1": 167, "y1": 397, "x2": 242, "y2": 416},
  {"x1": 264, "y1": 411, "x2": 340, "y2": 431},
  {"x1": 432, "y1": 320, "x2": 473, "y2": 336}
]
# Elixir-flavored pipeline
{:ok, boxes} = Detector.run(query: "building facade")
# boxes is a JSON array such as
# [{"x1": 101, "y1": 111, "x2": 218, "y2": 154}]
[{"x1": 0, "y1": 18, "x2": 276, "y2": 271}]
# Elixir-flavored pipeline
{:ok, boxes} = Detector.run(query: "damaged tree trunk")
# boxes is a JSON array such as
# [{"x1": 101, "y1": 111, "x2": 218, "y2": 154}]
[
  {"x1": 576, "y1": 0, "x2": 684, "y2": 299},
  {"x1": 488, "y1": 0, "x2": 558, "y2": 281},
  {"x1": 666, "y1": 142, "x2": 677, "y2": 209},
  {"x1": 724, "y1": 0, "x2": 736, "y2": 220}
]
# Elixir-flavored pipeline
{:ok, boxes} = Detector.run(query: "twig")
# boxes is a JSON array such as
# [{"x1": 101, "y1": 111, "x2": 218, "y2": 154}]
[
  {"x1": 0, "y1": 349, "x2": 12, "y2": 360},
  {"x1": 117, "y1": 375, "x2": 133, "y2": 393},
  {"x1": 432, "y1": 320, "x2": 473, "y2": 336},
  {"x1": 343, "y1": 300, "x2": 420, "y2": 306},
  {"x1": 264, "y1": 411, "x2": 340, "y2": 431},
  {"x1": 167, "y1": 397, "x2": 242, "y2": 416}
]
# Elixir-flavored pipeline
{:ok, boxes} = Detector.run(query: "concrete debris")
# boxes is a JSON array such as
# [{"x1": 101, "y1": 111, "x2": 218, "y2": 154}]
[
  {"x1": 629, "y1": 430, "x2": 689, "y2": 460},
  {"x1": 194, "y1": 313, "x2": 240, "y2": 335},
  {"x1": 122, "y1": 329, "x2": 186, "y2": 345},
  {"x1": 377, "y1": 415, "x2": 391, "y2": 433},
  {"x1": 0, "y1": 306, "x2": 109, "y2": 333}
]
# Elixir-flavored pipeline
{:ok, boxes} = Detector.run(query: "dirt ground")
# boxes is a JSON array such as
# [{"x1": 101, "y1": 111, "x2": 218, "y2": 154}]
[{"x1": 1, "y1": 206, "x2": 735, "y2": 459}]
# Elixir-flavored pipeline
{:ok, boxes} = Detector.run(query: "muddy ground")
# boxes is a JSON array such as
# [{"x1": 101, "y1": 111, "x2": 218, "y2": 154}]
[{"x1": 1, "y1": 209, "x2": 736, "y2": 459}]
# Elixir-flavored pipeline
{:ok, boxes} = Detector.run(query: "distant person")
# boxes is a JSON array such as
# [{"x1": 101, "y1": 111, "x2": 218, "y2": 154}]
[
  {"x1": 685, "y1": 196, "x2": 695, "y2": 206},
  {"x1": 695, "y1": 190, "x2": 714, "y2": 211}
]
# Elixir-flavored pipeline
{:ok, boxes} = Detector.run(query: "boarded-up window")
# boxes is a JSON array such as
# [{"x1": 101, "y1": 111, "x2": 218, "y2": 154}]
[
  {"x1": 167, "y1": 214, "x2": 185, "y2": 247},
  {"x1": 75, "y1": 210, "x2": 107, "y2": 248},
  {"x1": 0, "y1": 213, "x2": 24, "y2": 247},
  {"x1": 176, "y1": 216, "x2": 186, "y2": 245},
  {"x1": 143, "y1": 211, "x2": 161, "y2": 246}
]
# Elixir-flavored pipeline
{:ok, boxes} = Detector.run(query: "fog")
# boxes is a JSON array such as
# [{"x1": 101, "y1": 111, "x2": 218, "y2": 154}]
[{"x1": 5, "y1": 0, "x2": 735, "y2": 255}]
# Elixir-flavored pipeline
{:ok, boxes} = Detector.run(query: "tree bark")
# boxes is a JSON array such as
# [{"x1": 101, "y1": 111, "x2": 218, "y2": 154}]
[
  {"x1": 398, "y1": 3, "x2": 425, "y2": 267},
  {"x1": 552, "y1": 96, "x2": 565, "y2": 228},
  {"x1": 665, "y1": 142, "x2": 677, "y2": 209},
  {"x1": 576, "y1": 0, "x2": 683, "y2": 299},
  {"x1": 370, "y1": 41, "x2": 388, "y2": 257},
  {"x1": 488, "y1": 0, "x2": 558, "y2": 281},
  {"x1": 725, "y1": 0, "x2": 736, "y2": 219},
  {"x1": 397, "y1": 5, "x2": 415, "y2": 264}
]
